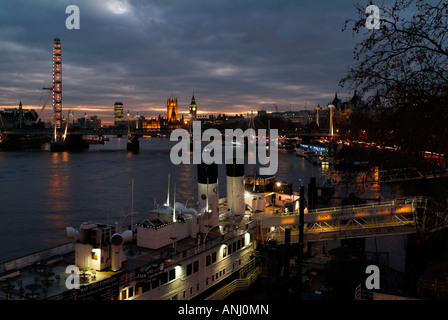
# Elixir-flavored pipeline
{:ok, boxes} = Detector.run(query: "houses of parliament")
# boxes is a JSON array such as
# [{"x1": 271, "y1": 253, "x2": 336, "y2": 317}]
[{"x1": 113, "y1": 95, "x2": 197, "y2": 130}]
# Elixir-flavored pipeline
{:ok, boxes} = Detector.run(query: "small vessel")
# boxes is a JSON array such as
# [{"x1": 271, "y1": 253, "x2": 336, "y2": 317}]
[
  {"x1": 83, "y1": 135, "x2": 105, "y2": 144},
  {"x1": 295, "y1": 147, "x2": 307, "y2": 157}
]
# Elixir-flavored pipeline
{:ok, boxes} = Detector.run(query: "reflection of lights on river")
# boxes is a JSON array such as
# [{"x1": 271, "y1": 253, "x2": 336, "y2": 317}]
[{"x1": 46, "y1": 152, "x2": 70, "y2": 224}]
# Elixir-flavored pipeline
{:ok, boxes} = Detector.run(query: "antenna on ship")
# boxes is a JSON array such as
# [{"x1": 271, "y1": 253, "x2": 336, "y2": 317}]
[
  {"x1": 131, "y1": 178, "x2": 134, "y2": 229},
  {"x1": 173, "y1": 183, "x2": 176, "y2": 223},
  {"x1": 166, "y1": 173, "x2": 170, "y2": 206},
  {"x1": 206, "y1": 177, "x2": 209, "y2": 212}
]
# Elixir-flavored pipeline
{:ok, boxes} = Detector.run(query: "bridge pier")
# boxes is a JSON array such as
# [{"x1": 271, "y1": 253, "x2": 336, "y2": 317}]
[
  {"x1": 127, "y1": 135, "x2": 139, "y2": 152},
  {"x1": 50, "y1": 134, "x2": 89, "y2": 152}
]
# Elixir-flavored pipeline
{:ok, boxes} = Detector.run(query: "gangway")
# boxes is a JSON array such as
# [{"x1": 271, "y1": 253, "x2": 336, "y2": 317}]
[
  {"x1": 256, "y1": 197, "x2": 428, "y2": 242},
  {"x1": 322, "y1": 168, "x2": 448, "y2": 187}
]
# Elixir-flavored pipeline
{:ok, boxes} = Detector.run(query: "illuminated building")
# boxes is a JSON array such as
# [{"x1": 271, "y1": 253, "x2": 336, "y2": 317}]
[
  {"x1": 114, "y1": 102, "x2": 124, "y2": 125},
  {"x1": 0, "y1": 101, "x2": 38, "y2": 129},
  {"x1": 189, "y1": 95, "x2": 197, "y2": 121},
  {"x1": 52, "y1": 38, "x2": 62, "y2": 129},
  {"x1": 167, "y1": 97, "x2": 178, "y2": 123}
]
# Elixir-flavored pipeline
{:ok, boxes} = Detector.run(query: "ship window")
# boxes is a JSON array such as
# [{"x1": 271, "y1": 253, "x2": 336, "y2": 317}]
[
  {"x1": 233, "y1": 242, "x2": 236, "y2": 252},
  {"x1": 228, "y1": 244, "x2": 232, "y2": 254},
  {"x1": 242, "y1": 237, "x2": 245, "y2": 247},
  {"x1": 206, "y1": 277, "x2": 209, "y2": 285},
  {"x1": 206, "y1": 255, "x2": 211, "y2": 266},
  {"x1": 193, "y1": 260, "x2": 199, "y2": 273},
  {"x1": 197, "y1": 283, "x2": 199, "y2": 291},
  {"x1": 121, "y1": 289, "x2": 127, "y2": 300},
  {"x1": 183, "y1": 291, "x2": 186, "y2": 298},
  {"x1": 161, "y1": 272, "x2": 168, "y2": 284},
  {"x1": 187, "y1": 263, "x2": 192, "y2": 276},
  {"x1": 212, "y1": 275, "x2": 214, "y2": 281},
  {"x1": 128, "y1": 287, "x2": 134, "y2": 298},
  {"x1": 169, "y1": 269, "x2": 176, "y2": 281},
  {"x1": 211, "y1": 252, "x2": 217, "y2": 263},
  {"x1": 152, "y1": 277, "x2": 159, "y2": 288},
  {"x1": 190, "y1": 287, "x2": 193, "y2": 295},
  {"x1": 223, "y1": 246, "x2": 227, "y2": 258},
  {"x1": 91, "y1": 251, "x2": 98, "y2": 260}
]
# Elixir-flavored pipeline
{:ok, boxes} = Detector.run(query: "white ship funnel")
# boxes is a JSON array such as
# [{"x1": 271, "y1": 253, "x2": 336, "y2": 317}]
[
  {"x1": 110, "y1": 230, "x2": 132, "y2": 272},
  {"x1": 226, "y1": 159, "x2": 245, "y2": 216},
  {"x1": 197, "y1": 163, "x2": 219, "y2": 228}
]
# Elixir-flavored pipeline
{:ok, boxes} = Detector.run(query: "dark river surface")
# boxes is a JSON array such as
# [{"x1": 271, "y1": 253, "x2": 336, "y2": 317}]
[{"x1": 0, "y1": 136, "x2": 441, "y2": 272}]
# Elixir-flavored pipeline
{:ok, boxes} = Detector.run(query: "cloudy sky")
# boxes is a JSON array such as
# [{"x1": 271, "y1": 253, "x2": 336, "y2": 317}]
[{"x1": 0, "y1": 0, "x2": 369, "y2": 124}]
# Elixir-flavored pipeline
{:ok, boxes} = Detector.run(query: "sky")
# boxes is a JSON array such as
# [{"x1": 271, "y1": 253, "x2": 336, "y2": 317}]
[{"x1": 0, "y1": 0, "x2": 369, "y2": 124}]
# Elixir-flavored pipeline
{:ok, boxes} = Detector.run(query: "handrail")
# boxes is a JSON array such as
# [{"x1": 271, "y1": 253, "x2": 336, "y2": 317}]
[
  {"x1": 267, "y1": 197, "x2": 425, "y2": 218},
  {"x1": 206, "y1": 266, "x2": 260, "y2": 300}
]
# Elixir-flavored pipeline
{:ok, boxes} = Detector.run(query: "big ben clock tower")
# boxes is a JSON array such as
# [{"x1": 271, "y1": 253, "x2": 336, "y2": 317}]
[{"x1": 189, "y1": 95, "x2": 197, "y2": 121}]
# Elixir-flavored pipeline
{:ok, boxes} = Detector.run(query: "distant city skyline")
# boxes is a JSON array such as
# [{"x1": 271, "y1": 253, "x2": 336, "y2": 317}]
[{"x1": 0, "y1": 0, "x2": 367, "y2": 125}]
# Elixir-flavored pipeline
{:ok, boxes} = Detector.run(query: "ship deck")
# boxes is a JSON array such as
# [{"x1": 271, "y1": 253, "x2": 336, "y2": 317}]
[{"x1": 0, "y1": 209, "x2": 260, "y2": 300}]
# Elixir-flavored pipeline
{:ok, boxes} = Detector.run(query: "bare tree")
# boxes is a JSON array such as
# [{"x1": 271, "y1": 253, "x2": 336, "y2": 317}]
[
  {"x1": 340, "y1": 0, "x2": 448, "y2": 159},
  {"x1": 341, "y1": 0, "x2": 448, "y2": 107}
]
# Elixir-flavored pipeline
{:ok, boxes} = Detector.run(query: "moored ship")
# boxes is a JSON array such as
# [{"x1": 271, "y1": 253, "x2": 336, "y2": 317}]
[{"x1": 0, "y1": 162, "x2": 299, "y2": 300}]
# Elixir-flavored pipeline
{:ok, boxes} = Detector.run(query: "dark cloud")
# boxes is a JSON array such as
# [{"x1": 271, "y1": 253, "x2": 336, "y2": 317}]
[{"x1": 0, "y1": 0, "x2": 363, "y2": 123}]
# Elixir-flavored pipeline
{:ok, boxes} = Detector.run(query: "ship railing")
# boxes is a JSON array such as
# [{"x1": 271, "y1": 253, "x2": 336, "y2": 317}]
[
  {"x1": 305, "y1": 196, "x2": 424, "y2": 216},
  {"x1": 205, "y1": 263, "x2": 260, "y2": 300},
  {"x1": 354, "y1": 284, "x2": 373, "y2": 300},
  {"x1": 0, "y1": 242, "x2": 74, "y2": 276},
  {"x1": 169, "y1": 220, "x2": 259, "y2": 263}
]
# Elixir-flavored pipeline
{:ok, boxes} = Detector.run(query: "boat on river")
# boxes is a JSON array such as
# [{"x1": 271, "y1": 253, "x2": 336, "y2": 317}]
[{"x1": 0, "y1": 162, "x2": 300, "y2": 300}]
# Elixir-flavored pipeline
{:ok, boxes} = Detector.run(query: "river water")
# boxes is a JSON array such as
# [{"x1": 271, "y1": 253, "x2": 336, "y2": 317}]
[
  {"x1": 0, "y1": 137, "x2": 332, "y2": 262},
  {"x1": 0, "y1": 137, "x2": 435, "y2": 272}
]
